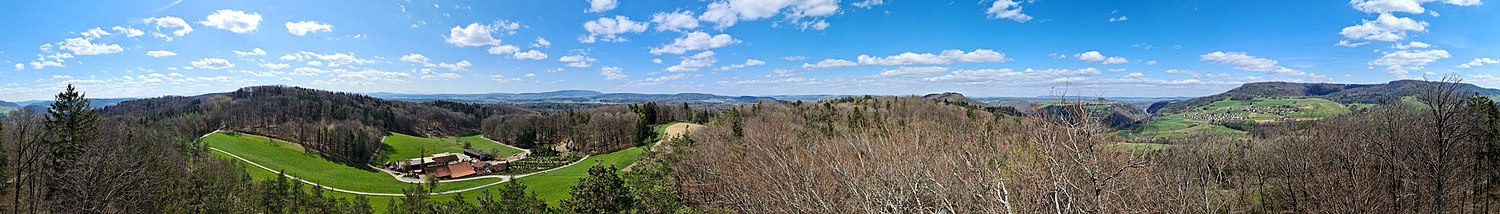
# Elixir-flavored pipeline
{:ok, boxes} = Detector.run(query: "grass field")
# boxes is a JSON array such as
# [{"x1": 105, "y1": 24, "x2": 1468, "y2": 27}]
[
  {"x1": 216, "y1": 133, "x2": 649, "y2": 212},
  {"x1": 1124, "y1": 97, "x2": 1349, "y2": 138},
  {"x1": 203, "y1": 132, "x2": 501, "y2": 194},
  {"x1": 380, "y1": 132, "x2": 525, "y2": 162}
]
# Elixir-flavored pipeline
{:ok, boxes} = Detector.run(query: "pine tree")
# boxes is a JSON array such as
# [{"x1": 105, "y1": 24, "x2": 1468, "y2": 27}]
[
  {"x1": 562, "y1": 164, "x2": 635, "y2": 213},
  {"x1": 43, "y1": 84, "x2": 97, "y2": 204}
]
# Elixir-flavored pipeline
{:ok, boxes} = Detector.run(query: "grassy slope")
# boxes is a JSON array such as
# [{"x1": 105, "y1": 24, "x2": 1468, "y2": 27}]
[
  {"x1": 203, "y1": 132, "x2": 500, "y2": 194},
  {"x1": 1125, "y1": 97, "x2": 1348, "y2": 138},
  {"x1": 380, "y1": 132, "x2": 525, "y2": 161}
]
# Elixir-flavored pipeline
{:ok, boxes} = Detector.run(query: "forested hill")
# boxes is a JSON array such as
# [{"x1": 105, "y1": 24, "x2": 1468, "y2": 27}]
[
  {"x1": 1159, "y1": 80, "x2": 1500, "y2": 114},
  {"x1": 101, "y1": 85, "x2": 538, "y2": 164}
]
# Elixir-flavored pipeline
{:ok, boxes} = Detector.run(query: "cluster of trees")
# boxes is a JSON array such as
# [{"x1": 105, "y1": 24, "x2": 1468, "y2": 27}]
[
  {"x1": 672, "y1": 78, "x2": 1500, "y2": 213},
  {"x1": 481, "y1": 102, "x2": 714, "y2": 155}
]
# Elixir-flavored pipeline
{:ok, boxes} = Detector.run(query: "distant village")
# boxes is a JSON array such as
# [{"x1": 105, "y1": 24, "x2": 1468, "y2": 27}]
[{"x1": 1183, "y1": 105, "x2": 1302, "y2": 122}]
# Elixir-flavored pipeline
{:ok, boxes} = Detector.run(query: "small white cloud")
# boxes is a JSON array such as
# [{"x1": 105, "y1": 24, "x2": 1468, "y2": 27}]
[
  {"x1": 649, "y1": 31, "x2": 739, "y2": 55},
  {"x1": 80, "y1": 27, "x2": 112, "y2": 38},
  {"x1": 783, "y1": 56, "x2": 807, "y2": 61},
  {"x1": 985, "y1": 0, "x2": 1032, "y2": 22},
  {"x1": 285, "y1": 21, "x2": 334, "y2": 36},
  {"x1": 198, "y1": 9, "x2": 262, "y2": 33},
  {"x1": 1458, "y1": 58, "x2": 1499, "y2": 69},
  {"x1": 717, "y1": 59, "x2": 766, "y2": 71},
  {"x1": 801, "y1": 59, "x2": 858, "y2": 69},
  {"x1": 13, "y1": 63, "x2": 22, "y2": 71},
  {"x1": 652, "y1": 58, "x2": 663, "y2": 64},
  {"x1": 600, "y1": 66, "x2": 627, "y2": 80},
  {"x1": 1391, "y1": 41, "x2": 1433, "y2": 49},
  {"x1": 513, "y1": 50, "x2": 548, "y2": 60},
  {"x1": 60, "y1": 37, "x2": 123, "y2": 55},
  {"x1": 559, "y1": 53, "x2": 598, "y2": 68},
  {"x1": 446, "y1": 23, "x2": 501, "y2": 47},
  {"x1": 488, "y1": 45, "x2": 520, "y2": 55},
  {"x1": 651, "y1": 10, "x2": 700, "y2": 32},
  {"x1": 1340, "y1": 13, "x2": 1428, "y2": 42},
  {"x1": 530, "y1": 37, "x2": 551, "y2": 48},
  {"x1": 580, "y1": 16, "x2": 648, "y2": 43},
  {"x1": 437, "y1": 60, "x2": 472, "y2": 71},
  {"x1": 111, "y1": 26, "x2": 144, "y2": 37},
  {"x1": 144, "y1": 16, "x2": 193, "y2": 39},
  {"x1": 191, "y1": 58, "x2": 235, "y2": 69},
  {"x1": 667, "y1": 51, "x2": 717, "y2": 72},
  {"x1": 586, "y1": 0, "x2": 618, "y2": 13},
  {"x1": 879, "y1": 66, "x2": 949, "y2": 77},
  {"x1": 1336, "y1": 40, "x2": 1370, "y2": 47},
  {"x1": 1108, "y1": 16, "x2": 1129, "y2": 22},
  {"x1": 146, "y1": 50, "x2": 177, "y2": 57},
  {"x1": 1349, "y1": 0, "x2": 1482, "y2": 14},
  {"x1": 1371, "y1": 49, "x2": 1450, "y2": 75},
  {"x1": 232, "y1": 48, "x2": 266, "y2": 56},
  {"x1": 260, "y1": 63, "x2": 290, "y2": 70},
  {"x1": 1201, "y1": 51, "x2": 1318, "y2": 77}
]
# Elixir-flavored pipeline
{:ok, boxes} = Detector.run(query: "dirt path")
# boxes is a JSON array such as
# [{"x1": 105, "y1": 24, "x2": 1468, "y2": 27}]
[{"x1": 651, "y1": 123, "x2": 705, "y2": 153}]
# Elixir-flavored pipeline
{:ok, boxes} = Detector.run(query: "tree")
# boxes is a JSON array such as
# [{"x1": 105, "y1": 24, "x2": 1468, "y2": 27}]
[
  {"x1": 478, "y1": 182, "x2": 551, "y2": 213},
  {"x1": 563, "y1": 164, "x2": 634, "y2": 213},
  {"x1": 42, "y1": 84, "x2": 98, "y2": 207}
]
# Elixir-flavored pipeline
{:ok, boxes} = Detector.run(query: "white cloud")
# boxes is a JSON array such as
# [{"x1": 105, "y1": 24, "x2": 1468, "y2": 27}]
[
  {"x1": 400, "y1": 53, "x2": 431, "y2": 65},
  {"x1": 1458, "y1": 58, "x2": 1499, "y2": 69},
  {"x1": 783, "y1": 56, "x2": 807, "y2": 61},
  {"x1": 1391, "y1": 41, "x2": 1433, "y2": 49},
  {"x1": 143, "y1": 16, "x2": 193, "y2": 39},
  {"x1": 651, "y1": 10, "x2": 700, "y2": 32},
  {"x1": 698, "y1": 0, "x2": 841, "y2": 29},
  {"x1": 285, "y1": 21, "x2": 334, "y2": 36},
  {"x1": 801, "y1": 59, "x2": 858, "y2": 69},
  {"x1": 925, "y1": 67, "x2": 1102, "y2": 83},
  {"x1": 191, "y1": 58, "x2": 235, "y2": 69},
  {"x1": 232, "y1": 48, "x2": 266, "y2": 56},
  {"x1": 652, "y1": 58, "x2": 664, "y2": 64},
  {"x1": 1200, "y1": 51, "x2": 1317, "y2": 77},
  {"x1": 146, "y1": 50, "x2": 177, "y2": 57},
  {"x1": 437, "y1": 60, "x2": 471, "y2": 71},
  {"x1": 580, "y1": 16, "x2": 649, "y2": 43},
  {"x1": 60, "y1": 37, "x2": 123, "y2": 55},
  {"x1": 1108, "y1": 16, "x2": 1129, "y2": 22},
  {"x1": 587, "y1": 0, "x2": 618, "y2": 13},
  {"x1": 833, "y1": 49, "x2": 1010, "y2": 67},
  {"x1": 283, "y1": 51, "x2": 375, "y2": 67},
  {"x1": 667, "y1": 51, "x2": 717, "y2": 72},
  {"x1": 645, "y1": 74, "x2": 687, "y2": 83},
  {"x1": 559, "y1": 53, "x2": 598, "y2": 68},
  {"x1": 488, "y1": 45, "x2": 520, "y2": 55},
  {"x1": 1371, "y1": 49, "x2": 1450, "y2": 75},
  {"x1": 1350, "y1": 0, "x2": 1484, "y2": 14},
  {"x1": 111, "y1": 26, "x2": 144, "y2": 37},
  {"x1": 446, "y1": 23, "x2": 502, "y2": 47},
  {"x1": 513, "y1": 50, "x2": 549, "y2": 60},
  {"x1": 1073, "y1": 51, "x2": 1128, "y2": 64},
  {"x1": 985, "y1": 0, "x2": 1032, "y2": 22},
  {"x1": 531, "y1": 37, "x2": 551, "y2": 48},
  {"x1": 81, "y1": 27, "x2": 112, "y2": 38},
  {"x1": 1340, "y1": 13, "x2": 1428, "y2": 42},
  {"x1": 260, "y1": 63, "x2": 290, "y2": 70},
  {"x1": 1336, "y1": 40, "x2": 1371, "y2": 47},
  {"x1": 600, "y1": 66, "x2": 627, "y2": 80},
  {"x1": 717, "y1": 59, "x2": 766, "y2": 71},
  {"x1": 13, "y1": 63, "x2": 22, "y2": 71},
  {"x1": 30, "y1": 61, "x2": 63, "y2": 69},
  {"x1": 198, "y1": 9, "x2": 262, "y2": 33},
  {"x1": 1147, "y1": 60, "x2": 1158, "y2": 65},
  {"x1": 853, "y1": 0, "x2": 887, "y2": 8},
  {"x1": 880, "y1": 66, "x2": 949, "y2": 77},
  {"x1": 649, "y1": 31, "x2": 740, "y2": 55}
]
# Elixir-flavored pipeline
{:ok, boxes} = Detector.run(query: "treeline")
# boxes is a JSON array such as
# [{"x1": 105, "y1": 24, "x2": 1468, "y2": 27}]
[
  {"x1": 671, "y1": 78, "x2": 1500, "y2": 213},
  {"x1": 481, "y1": 102, "x2": 714, "y2": 155},
  {"x1": 99, "y1": 85, "x2": 538, "y2": 165}
]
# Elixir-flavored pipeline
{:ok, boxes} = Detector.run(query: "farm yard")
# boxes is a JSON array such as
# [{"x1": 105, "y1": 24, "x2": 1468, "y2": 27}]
[
  {"x1": 203, "y1": 132, "x2": 503, "y2": 194},
  {"x1": 380, "y1": 132, "x2": 526, "y2": 162},
  {"x1": 1122, "y1": 97, "x2": 1351, "y2": 138}
]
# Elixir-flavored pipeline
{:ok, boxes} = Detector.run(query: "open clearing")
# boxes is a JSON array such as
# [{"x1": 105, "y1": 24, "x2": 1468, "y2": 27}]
[
  {"x1": 651, "y1": 122, "x2": 705, "y2": 152},
  {"x1": 203, "y1": 132, "x2": 502, "y2": 194},
  {"x1": 380, "y1": 132, "x2": 526, "y2": 161},
  {"x1": 1124, "y1": 97, "x2": 1349, "y2": 138}
]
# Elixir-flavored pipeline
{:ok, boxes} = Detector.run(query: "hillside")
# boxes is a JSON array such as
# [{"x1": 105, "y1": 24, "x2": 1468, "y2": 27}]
[
  {"x1": 1160, "y1": 80, "x2": 1500, "y2": 113},
  {"x1": 0, "y1": 100, "x2": 16, "y2": 114},
  {"x1": 1033, "y1": 100, "x2": 1148, "y2": 130},
  {"x1": 367, "y1": 90, "x2": 777, "y2": 110}
]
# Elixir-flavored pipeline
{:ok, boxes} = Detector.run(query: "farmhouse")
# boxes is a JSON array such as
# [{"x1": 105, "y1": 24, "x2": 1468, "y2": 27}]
[{"x1": 389, "y1": 152, "x2": 503, "y2": 179}]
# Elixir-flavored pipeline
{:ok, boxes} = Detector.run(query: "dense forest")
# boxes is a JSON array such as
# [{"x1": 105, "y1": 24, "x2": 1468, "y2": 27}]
[{"x1": 671, "y1": 78, "x2": 1500, "y2": 213}]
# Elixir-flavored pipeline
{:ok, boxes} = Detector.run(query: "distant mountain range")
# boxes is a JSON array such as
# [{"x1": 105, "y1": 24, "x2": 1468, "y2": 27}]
[
  {"x1": 366, "y1": 90, "x2": 779, "y2": 106},
  {"x1": 1157, "y1": 80, "x2": 1500, "y2": 114}
]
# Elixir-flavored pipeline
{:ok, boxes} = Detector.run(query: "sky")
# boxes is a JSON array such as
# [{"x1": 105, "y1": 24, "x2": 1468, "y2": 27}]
[{"x1": 1, "y1": 0, "x2": 1499, "y2": 101}]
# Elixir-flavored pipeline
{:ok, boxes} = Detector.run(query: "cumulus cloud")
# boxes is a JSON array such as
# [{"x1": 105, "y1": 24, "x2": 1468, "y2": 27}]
[
  {"x1": 513, "y1": 50, "x2": 549, "y2": 60},
  {"x1": 487, "y1": 45, "x2": 520, "y2": 55},
  {"x1": 198, "y1": 9, "x2": 262, "y2": 33},
  {"x1": 1370, "y1": 49, "x2": 1450, "y2": 75},
  {"x1": 1108, "y1": 16, "x2": 1129, "y2": 22},
  {"x1": 801, "y1": 59, "x2": 859, "y2": 69},
  {"x1": 645, "y1": 74, "x2": 687, "y2": 83},
  {"x1": 1074, "y1": 51, "x2": 1128, "y2": 64},
  {"x1": 1350, "y1": 0, "x2": 1483, "y2": 14},
  {"x1": 80, "y1": 27, "x2": 111, "y2": 38},
  {"x1": 1458, "y1": 58, "x2": 1499, "y2": 69},
  {"x1": 1200, "y1": 51, "x2": 1318, "y2": 78},
  {"x1": 260, "y1": 63, "x2": 290, "y2": 70},
  {"x1": 783, "y1": 56, "x2": 807, "y2": 61},
  {"x1": 146, "y1": 50, "x2": 177, "y2": 57},
  {"x1": 400, "y1": 54, "x2": 431, "y2": 65},
  {"x1": 285, "y1": 21, "x2": 334, "y2": 36},
  {"x1": 111, "y1": 26, "x2": 144, "y2": 37},
  {"x1": 437, "y1": 60, "x2": 471, "y2": 71},
  {"x1": 580, "y1": 16, "x2": 649, "y2": 43},
  {"x1": 667, "y1": 51, "x2": 717, "y2": 72},
  {"x1": 191, "y1": 58, "x2": 235, "y2": 69},
  {"x1": 59, "y1": 37, "x2": 124, "y2": 55},
  {"x1": 1391, "y1": 41, "x2": 1433, "y2": 49},
  {"x1": 587, "y1": 0, "x2": 618, "y2": 13},
  {"x1": 232, "y1": 48, "x2": 266, "y2": 56},
  {"x1": 985, "y1": 0, "x2": 1033, "y2": 22},
  {"x1": 698, "y1": 0, "x2": 841, "y2": 29},
  {"x1": 925, "y1": 67, "x2": 1102, "y2": 83},
  {"x1": 446, "y1": 23, "x2": 502, "y2": 47},
  {"x1": 559, "y1": 53, "x2": 598, "y2": 68},
  {"x1": 600, "y1": 66, "x2": 627, "y2": 80},
  {"x1": 649, "y1": 31, "x2": 739, "y2": 55},
  {"x1": 282, "y1": 51, "x2": 375, "y2": 67},
  {"x1": 531, "y1": 37, "x2": 551, "y2": 48},
  {"x1": 143, "y1": 16, "x2": 193, "y2": 39},
  {"x1": 13, "y1": 63, "x2": 22, "y2": 71},
  {"x1": 880, "y1": 66, "x2": 949, "y2": 77},
  {"x1": 1336, "y1": 40, "x2": 1371, "y2": 47},
  {"x1": 651, "y1": 10, "x2": 700, "y2": 32},
  {"x1": 1340, "y1": 13, "x2": 1428, "y2": 42},
  {"x1": 717, "y1": 59, "x2": 766, "y2": 71}
]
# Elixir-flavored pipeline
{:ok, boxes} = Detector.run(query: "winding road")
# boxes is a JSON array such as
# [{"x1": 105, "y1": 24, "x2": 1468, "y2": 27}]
[{"x1": 200, "y1": 131, "x2": 590, "y2": 196}]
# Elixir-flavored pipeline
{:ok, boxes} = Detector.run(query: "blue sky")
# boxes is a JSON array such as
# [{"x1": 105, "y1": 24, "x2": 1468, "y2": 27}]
[{"x1": 1, "y1": 0, "x2": 1498, "y2": 101}]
